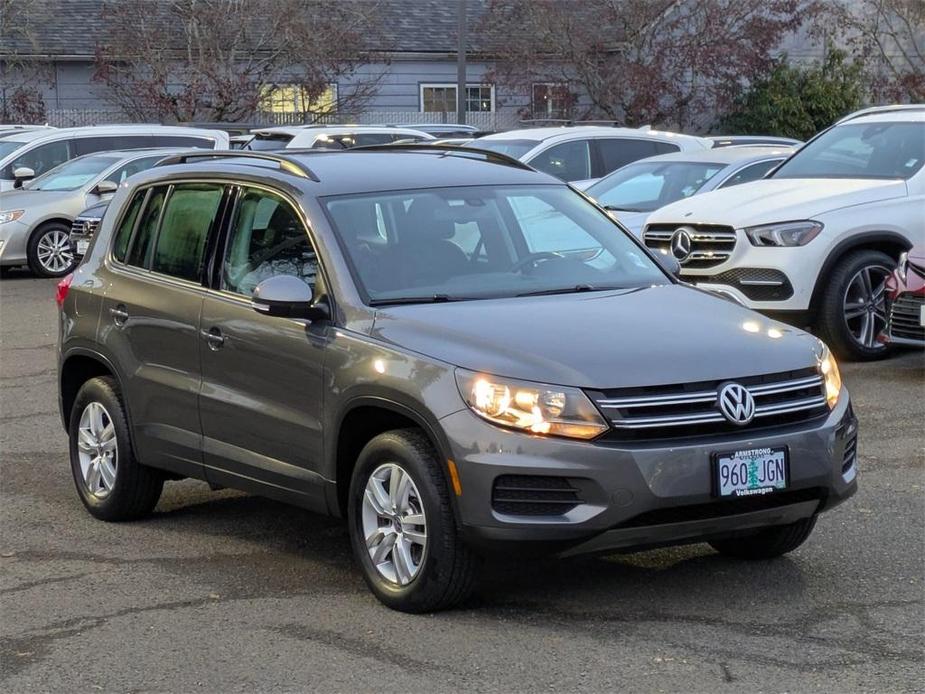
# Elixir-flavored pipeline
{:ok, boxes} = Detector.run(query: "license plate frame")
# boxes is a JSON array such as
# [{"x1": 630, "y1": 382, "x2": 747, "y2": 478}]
[
  {"x1": 712, "y1": 446, "x2": 789, "y2": 498},
  {"x1": 76, "y1": 240, "x2": 89, "y2": 255}
]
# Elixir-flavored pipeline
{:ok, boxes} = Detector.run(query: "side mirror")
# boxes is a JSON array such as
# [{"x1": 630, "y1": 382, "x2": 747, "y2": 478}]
[
  {"x1": 655, "y1": 251, "x2": 681, "y2": 278},
  {"x1": 251, "y1": 275, "x2": 329, "y2": 321},
  {"x1": 12, "y1": 166, "x2": 34, "y2": 189},
  {"x1": 91, "y1": 180, "x2": 119, "y2": 196}
]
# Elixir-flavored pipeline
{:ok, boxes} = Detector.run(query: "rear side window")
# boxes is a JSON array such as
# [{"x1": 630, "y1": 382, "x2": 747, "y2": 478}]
[
  {"x1": 72, "y1": 136, "x2": 149, "y2": 156},
  {"x1": 112, "y1": 190, "x2": 148, "y2": 262},
  {"x1": 718, "y1": 159, "x2": 781, "y2": 188},
  {"x1": 596, "y1": 138, "x2": 677, "y2": 176},
  {"x1": 529, "y1": 140, "x2": 592, "y2": 181},
  {"x1": 150, "y1": 135, "x2": 215, "y2": 149},
  {"x1": 126, "y1": 187, "x2": 167, "y2": 268},
  {"x1": 150, "y1": 183, "x2": 224, "y2": 282}
]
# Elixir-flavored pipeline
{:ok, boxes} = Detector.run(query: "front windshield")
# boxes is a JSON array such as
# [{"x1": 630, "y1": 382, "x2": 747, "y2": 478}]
[
  {"x1": 469, "y1": 139, "x2": 539, "y2": 159},
  {"x1": 772, "y1": 121, "x2": 924, "y2": 180},
  {"x1": 27, "y1": 155, "x2": 120, "y2": 191},
  {"x1": 0, "y1": 140, "x2": 25, "y2": 160},
  {"x1": 323, "y1": 185, "x2": 666, "y2": 304},
  {"x1": 587, "y1": 160, "x2": 725, "y2": 212}
]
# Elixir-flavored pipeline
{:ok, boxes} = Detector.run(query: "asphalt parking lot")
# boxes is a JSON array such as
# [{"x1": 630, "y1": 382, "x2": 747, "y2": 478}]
[{"x1": 1, "y1": 273, "x2": 922, "y2": 693}]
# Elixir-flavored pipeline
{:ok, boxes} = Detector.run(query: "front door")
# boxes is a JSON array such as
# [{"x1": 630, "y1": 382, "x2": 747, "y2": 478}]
[
  {"x1": 98, "y1": 182, "x2": 227, "y2": 478},
  {"x1": 198, "y1": 186, "x2": 329, "y2": 510}
]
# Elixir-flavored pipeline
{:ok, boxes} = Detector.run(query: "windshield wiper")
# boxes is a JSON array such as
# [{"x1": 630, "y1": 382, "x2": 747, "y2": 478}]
[
  {"x1": 603, "y1": 205, "x2": 646, "y2": 213},
  {"x1": 369, "y1": 294, "x2": 462, "y2": 306},
  {"x1": 517, "y1": 284, "x2": 612, "y2": 297}
]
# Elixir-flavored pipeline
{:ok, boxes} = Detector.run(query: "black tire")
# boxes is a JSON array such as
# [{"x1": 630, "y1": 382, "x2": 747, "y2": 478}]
[
  {"x1": 347, "y1": 429, "x2": 478, "y2": 612},
  {"x1": 709, "y1": 516, "x2": 817, "y2": 559},
  {"x1": 27, "y1": 221, "x2": 76, "y2": 277},
  {"x1": 68, "y1": 376, "x2": 164, "y2": 521},
  {"x1": 815, "y1": 249, "x2": 896, "y2": 361}
]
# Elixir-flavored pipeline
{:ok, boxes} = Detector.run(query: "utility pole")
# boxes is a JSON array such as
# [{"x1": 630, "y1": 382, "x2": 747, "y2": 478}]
[{"x1": 456, "y1": 0, "x2": 467, "y2": 125}]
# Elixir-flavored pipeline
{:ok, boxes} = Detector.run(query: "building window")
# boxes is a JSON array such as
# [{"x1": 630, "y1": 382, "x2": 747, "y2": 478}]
[
  {"x1": 532, "y1": 83, "x2": 571, "y2": 119},
  {"x1": 420, "y1": 83, "x2": 495, "y2": 113},
  {"x1": 260, "y1": 84, "x2": 337, "y2": 113}
]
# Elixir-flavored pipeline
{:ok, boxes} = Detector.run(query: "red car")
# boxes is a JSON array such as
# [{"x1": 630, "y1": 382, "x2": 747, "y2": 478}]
[{"x1": 878, "y1": 245, "x2": 925, "y2": 347}]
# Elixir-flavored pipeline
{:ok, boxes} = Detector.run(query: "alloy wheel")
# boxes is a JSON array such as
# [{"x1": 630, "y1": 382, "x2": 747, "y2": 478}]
[
  {"x1": 361, "y1": 463, "x2": 428, "y2": 586},
  {"x1": 36, "y1": 228, "x2": 74, "y2": 274},
  {"x1": 842, "y1": 263, "x2": 891, "y2": 350},
  {"x1": 76, "y1": 401, "x2": 118, "y2": 498}
]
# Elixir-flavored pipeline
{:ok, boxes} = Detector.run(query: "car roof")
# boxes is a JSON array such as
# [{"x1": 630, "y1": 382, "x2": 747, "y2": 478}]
[
  {"x1": 143, "y1": 148, "x2": 564, "y2": 197},
  {"x1": 0, "y1": 124, "x2": 226, "y2": 144},
  {"x1": 615, "y1": 145, "x2": 796, "y2": 166},
  {"x1": 477, "y1": 126, "x2": 712, "y2": 148},
  {"x1": 836, "y1": 104, "x2": 925, "y2": 124},
  {"x1": 840, "y1": 110, "x2": 925, "y2": 125}
]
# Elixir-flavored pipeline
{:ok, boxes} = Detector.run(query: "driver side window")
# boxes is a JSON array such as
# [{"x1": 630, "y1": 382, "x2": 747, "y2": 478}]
[{"x1": 222, "y1": 188, "x2": 318, "y2": 297}]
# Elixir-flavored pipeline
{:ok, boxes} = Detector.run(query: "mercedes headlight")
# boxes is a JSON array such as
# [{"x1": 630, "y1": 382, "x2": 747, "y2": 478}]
[
  {"x1": 0, "y1": 209, "x2": 24, "y2": 225},
  {"x1": 816, "y1": 341, "x2": 842, "y2": 409},
  {"x1": 745, "y1": 220, "x2": 823, "y2": 247},
  {"x1": 456, "y1": 369, "x2": 608, "y2": 440}
]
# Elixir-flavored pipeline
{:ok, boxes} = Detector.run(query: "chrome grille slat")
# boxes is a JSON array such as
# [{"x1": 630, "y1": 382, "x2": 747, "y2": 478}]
[
  {"x1": 643, "y1": 223, "x2": 738, "y2": 270},
  {"x1": 592, "y1": 369, "x2": 828, "y2": 439}
]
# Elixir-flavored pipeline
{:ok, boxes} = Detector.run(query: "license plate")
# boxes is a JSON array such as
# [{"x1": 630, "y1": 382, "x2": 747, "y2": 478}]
[
  {"x1": 76, "y1": 240, "x2": 89, "y2": 255},
  {"x1": 714, "y1": 446, "x2": 788, "y2": 497}
]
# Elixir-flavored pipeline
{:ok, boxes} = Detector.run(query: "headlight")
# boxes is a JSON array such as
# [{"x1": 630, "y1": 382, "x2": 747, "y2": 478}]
[
  {"x1": 0, "y1": 209, "x2": 25, "y2": 225},
  {"x1": 456, "y1": 369, "x2": 608, "y2": 440},
  {"x1": 744, "y1": 220, "x2": 823, "y2": 247},
  {"x1": 816, "y1": 342, "x2": 842, "y2": 409}
]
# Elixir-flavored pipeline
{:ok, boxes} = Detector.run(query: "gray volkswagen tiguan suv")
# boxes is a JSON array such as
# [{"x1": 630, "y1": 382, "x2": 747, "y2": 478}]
[{"x1": 57, "y1": 148, "x2": 858, "y2": 612}]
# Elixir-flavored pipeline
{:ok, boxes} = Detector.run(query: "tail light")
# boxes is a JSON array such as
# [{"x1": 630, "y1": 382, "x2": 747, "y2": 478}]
[{"x1": 55, "y1": 273, "x2": 74, "y2": 307}]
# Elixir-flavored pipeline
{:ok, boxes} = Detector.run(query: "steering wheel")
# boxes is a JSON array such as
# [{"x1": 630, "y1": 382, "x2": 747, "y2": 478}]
[{"x1": 510, "y1": 251, "x2": 565, "y2": 274}]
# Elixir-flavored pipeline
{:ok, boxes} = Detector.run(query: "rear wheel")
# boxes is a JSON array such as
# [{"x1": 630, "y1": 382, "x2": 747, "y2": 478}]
[
  {"x1": 69, "y1": 376, "x2": 164, "y2": 521},
  {"x1": 348, "y1": 429, "x2": 478, "y2": 612},
  {"x1": 815, "y1": 250, "x2": 895, "y2": 361},
  {"x1": 709, "y1": 516, "x2": 816, "y2": 559},
  {"x1": 27, "y1": 222, "x2": 76, "y2": 277}
]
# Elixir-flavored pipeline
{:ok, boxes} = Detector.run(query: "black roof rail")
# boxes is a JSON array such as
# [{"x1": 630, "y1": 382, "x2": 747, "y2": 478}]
[
  {"x1": 155, "y1": 150, "x2": 320, "y2": 181},
  {"x1": 345, "y1": 142, "x2": 536, "y2": 172}
]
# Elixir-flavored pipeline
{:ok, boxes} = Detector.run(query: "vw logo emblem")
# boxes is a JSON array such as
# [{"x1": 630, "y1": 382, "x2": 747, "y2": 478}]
[
  {"x1": 717, "y1": 383, "x2": 756, "y2": 425},
  {"x1": 669, "y1": 227, "x2": 694, "y2": 262}
]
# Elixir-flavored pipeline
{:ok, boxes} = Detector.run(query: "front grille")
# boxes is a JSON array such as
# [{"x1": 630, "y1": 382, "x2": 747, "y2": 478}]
[
  {"x1": 491, "y1": 475, "x2": 583, "y2": 516},
  {"x1": 70, "y1": 217, "x2": 100, "y2": 239},
  {"x1": 887, "y1": 292, "x2": 925, "y2": 343},
  {"x1": 590, "y1": 367, "x2": 829, "y2": 441},
  {"x1": 614, "y1": 487, "x2": 825, "y2": 528},
  {"x1": 700, "y1": 267, "x2": 793, "y2": 301},
  {"x1": 644, "y1": 223, "x2": 737, "y2": 270}
]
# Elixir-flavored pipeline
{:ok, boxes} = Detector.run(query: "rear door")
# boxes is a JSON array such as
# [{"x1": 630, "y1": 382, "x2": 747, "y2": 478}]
[
  {"x1": 98, "y1": 181, "x2": 229, "y2": 478},
  {"x1": 197, "y1": 185, "x2": 329, "y2": 510}
]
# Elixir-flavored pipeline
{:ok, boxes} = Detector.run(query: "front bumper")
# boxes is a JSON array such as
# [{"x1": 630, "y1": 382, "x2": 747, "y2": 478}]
[
  {"x1": 441, "y1": 393, "x2": 857, "y2": 557},
  {"x1": 0, "y1": 220, "x2": 30, "y2": 266}
]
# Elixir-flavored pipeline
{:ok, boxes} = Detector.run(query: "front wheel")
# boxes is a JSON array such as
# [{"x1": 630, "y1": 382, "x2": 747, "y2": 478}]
[
  {"x1": 348, "y1": 429, "x2": 478, "y2": 612},
  {"x1": 27, "y1": 222, "x2": 76, "y2": 277},
  {"x1": 709, "y1": 516, "x2": 816, "y2": 559},
  {"x1": 815, "y1": 250, "x2": 895, "y2": 361}
]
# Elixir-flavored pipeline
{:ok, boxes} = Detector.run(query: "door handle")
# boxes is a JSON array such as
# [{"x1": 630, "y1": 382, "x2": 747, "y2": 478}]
[
  {"x1": 109, "y1": 305, "x2": 128, "y2": 325},
  {"x1": 201, "y1": 327, "x2": 225, "y2": 350}
]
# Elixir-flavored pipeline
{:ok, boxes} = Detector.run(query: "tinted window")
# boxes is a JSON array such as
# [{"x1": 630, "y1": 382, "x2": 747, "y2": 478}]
[
  {"x1": 596, "y1": 138, "x2": 662, "y2": 176},
  {"x1": 222, "y1": 189, "x2": 317, "y2": 296},
  {"x1": 469, "y1": 139, "x2": 539, "y2": 159},
  {"x1": 718, "y1": 159, "x2": 781, "y2": 188},
  {"x1": 126, "y1": 187, "x2": 167, "y2": 268},
  {"x1": 529, "y1": 140, "x2": 592, "y2": 181},
  {"x1": 151, "y1": 184, "x2": 224, "y2": 282},
  {"x1": 104, "y1": 156, "x2": 165, "y2": 186},
  {"x1": 72, "y1": 136, "x2": 152, "y2": 156},
  {"x1": 324, "y1": 185, "x2": 663, "y2": 303},
  {"x1": 4, "y1": 140, "x2": 70, "y2": 178},
  {"x1": 112, "y1": 190, "x2": 148, "y2": 262},
  {"x1": 246, "y1": 134, "x2": 293, "y2": 151},
  {"x1": 772, "y1": 122, "x2": 924, "y2": 180}
]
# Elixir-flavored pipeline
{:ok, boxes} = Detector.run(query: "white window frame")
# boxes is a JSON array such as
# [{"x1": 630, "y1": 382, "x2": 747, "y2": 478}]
[{"x1": 419, "y1": 83, "x2": 495, "y2": 113}]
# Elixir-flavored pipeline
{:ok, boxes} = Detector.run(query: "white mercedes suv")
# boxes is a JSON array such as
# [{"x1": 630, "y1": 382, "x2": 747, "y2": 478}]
[{"x1": 644, "y1": 105, "x2": 924, "y2": 360}]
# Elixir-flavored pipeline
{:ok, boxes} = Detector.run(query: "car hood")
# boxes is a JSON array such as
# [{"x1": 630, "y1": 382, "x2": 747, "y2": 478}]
[
  {"x1": 369, "y1": 284, "x2": 820, "y2": 389},
  {"x1": 609, "y1": 210, "x2": 649, "y2": 237},
  {"x1": 0, "y1": 189, "x2": 77, "y2": 215},
  {"x1": 647, "y1": 178, "x2": 907, "y2": 228}
]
